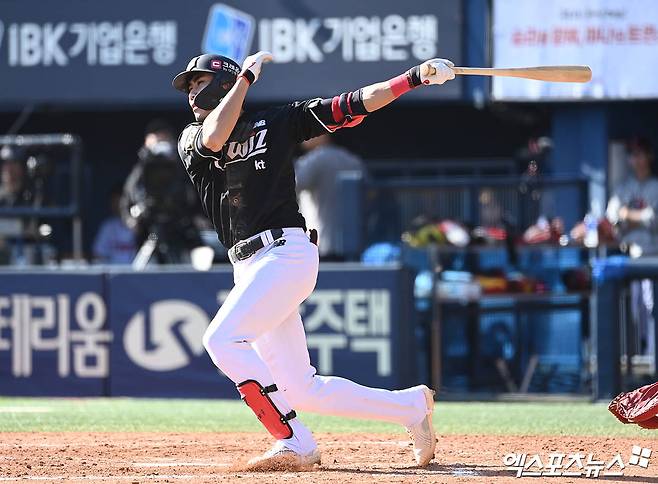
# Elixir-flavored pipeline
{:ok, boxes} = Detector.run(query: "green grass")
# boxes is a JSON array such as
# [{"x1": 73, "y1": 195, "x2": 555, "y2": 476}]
[{"x1": 0, "y1": 398, "x2": 656, "y2": 438}]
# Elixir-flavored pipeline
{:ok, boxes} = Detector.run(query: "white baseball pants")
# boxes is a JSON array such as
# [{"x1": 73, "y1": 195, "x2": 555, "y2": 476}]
[{"x1": 203, "y1": 228, "x2": 427, "y2": 454}]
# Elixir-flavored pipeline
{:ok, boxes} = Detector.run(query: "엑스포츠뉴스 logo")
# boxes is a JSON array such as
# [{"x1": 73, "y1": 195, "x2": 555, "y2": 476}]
[{"x1": 202, "y1": 3, "x2": 254, "y2": 63}]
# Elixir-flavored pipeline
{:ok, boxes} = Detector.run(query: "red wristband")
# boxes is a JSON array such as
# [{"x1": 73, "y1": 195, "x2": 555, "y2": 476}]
[{"x1": 389, "y1": 72, "x2": 414, "y2": 97}]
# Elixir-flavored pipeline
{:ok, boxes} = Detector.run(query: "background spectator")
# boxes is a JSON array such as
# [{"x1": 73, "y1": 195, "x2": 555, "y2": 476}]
[
  {"x1": 0, "y1": 146, "x2": 29, "y2": 264},
  {"x1": 0, "y1": 146, "x2": 32, "y2": 207},
  {"x1": 92, "y1": 185, "x2": 136, "y2": 264},
  {"x1": 295, "y1": 135, "x2": 364, "y2": 261},
  {"x1": 606, "y1": 137, "x2": 657, "y2": 360},
  {"x1": 606, "y1": 137, "x2": 658, "y2": 256}
]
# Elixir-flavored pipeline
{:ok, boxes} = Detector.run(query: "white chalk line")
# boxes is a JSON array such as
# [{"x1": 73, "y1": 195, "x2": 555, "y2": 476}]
[
  {"x1": 323, "y1": 440, "x2": 409, "y2": 446},
  {"x1": 0, "y1": 440, "x2": 411, "y2": 450},
  {"x1": 452, "y1": 468, "x2": 480, "y2": 477},
  {"x1": 0, "y1": 464, "x2": 482, "y2": 481},
  {"x1": 0, "y1": 444, "x2": 63, "y2": 449},
  {"x1": 132, "y1": 462, "x2": 231, "y2": 467},
  {"x1": 0, "y1": 471, "x2": 482, "y2": 482},
  {"x1": 0, "y1": 440, "x2": 214, "y2": 448},
  {"x1": 0, "y1": 407, "x2": 52, "y2": 413},
  {"x1": 0, "y1": 474, "x2": 222, "y2": 482}
]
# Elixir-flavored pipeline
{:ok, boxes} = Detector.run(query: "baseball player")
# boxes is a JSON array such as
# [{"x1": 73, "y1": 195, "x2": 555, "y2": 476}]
[{"x1": 172, "y1": 51, "x2": 455, "y2": 468}]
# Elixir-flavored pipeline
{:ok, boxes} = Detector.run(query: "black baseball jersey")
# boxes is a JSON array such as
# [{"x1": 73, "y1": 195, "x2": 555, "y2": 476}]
[{"x1": 177, "y1": 100, "x2": 328, "y2": 249}]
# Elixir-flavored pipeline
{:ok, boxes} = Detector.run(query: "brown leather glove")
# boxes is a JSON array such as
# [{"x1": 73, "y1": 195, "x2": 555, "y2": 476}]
[{"x1": 608, "y1": 382, "x2": 658, "y2": 429}]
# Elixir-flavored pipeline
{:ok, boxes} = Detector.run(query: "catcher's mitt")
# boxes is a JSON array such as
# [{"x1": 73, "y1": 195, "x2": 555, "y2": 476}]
[{"x1": 608, "y1": 382, "x2": 658, "y2": 429}]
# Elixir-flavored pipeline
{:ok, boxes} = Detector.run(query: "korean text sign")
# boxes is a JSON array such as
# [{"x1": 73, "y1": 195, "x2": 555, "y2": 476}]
[
  {"x1": 493, "y1": 0, "x2": 658, "y2": 100},
  {"x1": 0, "y1": 0, "x2": 462, "y2": 106}
]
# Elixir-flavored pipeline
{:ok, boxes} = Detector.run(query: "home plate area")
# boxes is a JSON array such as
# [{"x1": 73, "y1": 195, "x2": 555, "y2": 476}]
[{"x1": 1, "y1": 433, "x2": 656, "y2": 483}]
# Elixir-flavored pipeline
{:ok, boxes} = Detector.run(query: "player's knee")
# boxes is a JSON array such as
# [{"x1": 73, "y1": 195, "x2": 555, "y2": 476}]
[
  {"x1": 202, "y1": 325, "x2": 230, "y2": 365},
  {"x1": 202, "y1": 327, "x2": 217, "y2": 358},
  {"x1": 279, "y1": 378, "x2": 315, "y2": 409},
  {"x1": 203, "y1": 311, "x2": 235, "y2": 350},
  {"x1": 202, "y1": 325, "x2": 216, "y2": 352},
  {"x1": 280, "y1": 385, "x2": 307, "y2": 409}
]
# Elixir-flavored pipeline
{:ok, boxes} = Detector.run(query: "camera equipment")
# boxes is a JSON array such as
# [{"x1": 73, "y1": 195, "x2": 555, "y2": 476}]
[{"x1": 126, "y1": 141, "x2": 203, "y2": 267}]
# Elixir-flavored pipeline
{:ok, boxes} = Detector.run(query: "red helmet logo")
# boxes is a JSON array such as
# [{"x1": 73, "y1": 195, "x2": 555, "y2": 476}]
[{"x1": 211, "y1": 60, "x2": 222, "y2": 70}]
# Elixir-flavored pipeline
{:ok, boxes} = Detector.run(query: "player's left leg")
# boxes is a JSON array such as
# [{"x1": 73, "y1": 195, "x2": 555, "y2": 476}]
[
  {"x1": 253, "y1": 310, "x2": 436, "y2": 465},
  {"x1": 203, "y1": 229, "x2": 321, "y2": 458}
]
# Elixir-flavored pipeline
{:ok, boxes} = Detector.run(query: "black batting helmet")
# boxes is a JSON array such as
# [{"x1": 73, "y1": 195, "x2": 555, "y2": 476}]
[{"x1": 172, "y1": 54, "x2": 241, "y2": 110}]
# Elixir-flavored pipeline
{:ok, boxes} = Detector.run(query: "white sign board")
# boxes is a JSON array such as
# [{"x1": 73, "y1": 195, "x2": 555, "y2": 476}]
[{"x1": 493, "y1": 0, "x2": 658, "y2": 100}]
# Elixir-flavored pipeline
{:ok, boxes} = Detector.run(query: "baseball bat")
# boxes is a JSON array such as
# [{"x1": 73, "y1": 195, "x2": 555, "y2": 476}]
[{"x1": 424, "y1": 65, "x2": 592, "y2": 83}]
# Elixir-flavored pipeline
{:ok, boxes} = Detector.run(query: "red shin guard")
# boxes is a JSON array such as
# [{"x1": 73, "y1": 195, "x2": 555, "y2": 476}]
[{"x1": 237, "y1": 380, "x2": 296, "y2": 440}]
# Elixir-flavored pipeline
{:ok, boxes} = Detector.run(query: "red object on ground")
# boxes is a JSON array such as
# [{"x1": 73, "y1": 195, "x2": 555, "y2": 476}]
[{"x1": 609, "y1": 382, "x2": 658, "y2": 429}]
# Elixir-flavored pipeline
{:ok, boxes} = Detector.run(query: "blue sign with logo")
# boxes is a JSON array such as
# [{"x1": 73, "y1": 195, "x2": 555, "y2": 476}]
[
  {"x1": 107, "y1": 269, "x2": 236, "y2": 398},
  {"x1": 0, "y1": 272, "x2": 107, "y2": 396},
  {"x1": 202, "y1": 3, "x2": 255, "y2": 63},
  {"x1": 108, "y1": 267, "x2": 415, "y2": 397},
  {"x1": 0, "y1": 266, "x2": 415, "y2": 397}
]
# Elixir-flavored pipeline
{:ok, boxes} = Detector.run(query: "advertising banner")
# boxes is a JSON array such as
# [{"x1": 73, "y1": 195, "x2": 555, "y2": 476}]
[
  {"x1": 0, "y1": 266, "x2": 415, "y2": 397},
  {"x1": 302, "y1": 266, "x2": 415, "y2": 389},
  {"x1": 0, "y1": 0, "x2": 462, "y2": 107},
  {"x1": 493, "y1": 0, "x2": 658, "y2": 100},
  {"x1": 108, "y1": 266, "x2": 415, "y2": 397},
  {"x1": 107, "y1": 269, "x2": 236, "y2": 398},
  {"x1": 0, "y1": 272, "x2": 108, "y2": 396}
]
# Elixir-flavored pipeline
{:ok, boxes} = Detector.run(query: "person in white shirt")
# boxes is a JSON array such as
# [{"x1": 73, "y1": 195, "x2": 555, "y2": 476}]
[
  {"x1": 606, "y1": 137, "x2": 657, "y2": 360},
  {"x1": 607, "y1": 138, "x2": 658, "y2": 255}
]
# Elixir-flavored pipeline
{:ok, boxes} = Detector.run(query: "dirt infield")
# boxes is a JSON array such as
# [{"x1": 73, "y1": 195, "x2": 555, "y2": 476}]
[{"x1": 1, "y1": 432, "x2": 657, "y2": 483}]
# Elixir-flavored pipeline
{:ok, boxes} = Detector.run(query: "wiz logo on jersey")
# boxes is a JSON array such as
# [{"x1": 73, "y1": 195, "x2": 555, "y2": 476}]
[{"x1": 226, "y1": 128, "x2": 267, "y2": 163}]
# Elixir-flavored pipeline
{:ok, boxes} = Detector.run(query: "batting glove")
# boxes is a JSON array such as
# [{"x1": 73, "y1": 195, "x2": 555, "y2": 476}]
[
  {"x1": 420, "y1": 58, "x2": 455, "y2": 85},
  {"x1": 240, "y1": 51, "x2": 274, "y2": 85}
]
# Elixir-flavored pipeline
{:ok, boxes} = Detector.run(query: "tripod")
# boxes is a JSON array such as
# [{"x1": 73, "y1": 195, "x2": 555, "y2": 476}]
[{"x1": 132, "y1": 222, "x2": 191, "y2": 270}]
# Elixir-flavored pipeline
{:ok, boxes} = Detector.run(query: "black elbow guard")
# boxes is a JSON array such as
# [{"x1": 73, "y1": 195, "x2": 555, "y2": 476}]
[
  {"x1": 342, "y1": 89, "x2": 369, "y2": 115},
  {"x1": 310, "y1": 89, "x2": 368, "y2": 132}
]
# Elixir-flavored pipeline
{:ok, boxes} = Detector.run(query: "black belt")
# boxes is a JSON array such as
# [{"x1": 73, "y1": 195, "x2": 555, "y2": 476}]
[{"x1": 228, "y1": 228, "x2": 284, "y2": 263}]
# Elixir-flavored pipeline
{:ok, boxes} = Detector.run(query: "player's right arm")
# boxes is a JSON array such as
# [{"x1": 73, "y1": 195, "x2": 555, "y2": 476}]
[
  {"x1": 286, "y1": 58, "x2": 455, "y2": 142},
  {"x1": 201, "y1": 51, "x2": 273, "y2": 152},
  {"x1": 359, "y1": 59, "x2": 455, "y2": 113}
]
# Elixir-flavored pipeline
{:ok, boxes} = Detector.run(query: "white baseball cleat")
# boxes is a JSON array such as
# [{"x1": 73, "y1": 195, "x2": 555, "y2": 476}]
[
  {"x1": 405, "y1": 385, "x2": 437, "y2": 467},
  {"x1": 247, "y1": 441, "x2": 321, "y2": 470}
]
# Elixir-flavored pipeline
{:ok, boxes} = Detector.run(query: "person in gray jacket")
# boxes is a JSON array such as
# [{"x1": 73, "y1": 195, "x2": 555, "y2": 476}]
[{"x1": 295, "y1": 134, "x2": 363, "y2": 261}]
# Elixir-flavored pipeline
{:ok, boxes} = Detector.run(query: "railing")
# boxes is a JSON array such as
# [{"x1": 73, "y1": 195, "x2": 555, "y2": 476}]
[
  {"x1": 364, "y1": 175, "x2": 590, "y2": 247},
  {"x1": 0, "y1": 134, "x2": 83, "y2": 260},
  {"x1": 365, "y1": 158, "x2": 517, "y2": 179},
  {"x1": 592, "y1": 257, "x2": 658, "y2": 399},
  {"x1": 358, "y1": 175, "x2": 594, "y2": 396}
]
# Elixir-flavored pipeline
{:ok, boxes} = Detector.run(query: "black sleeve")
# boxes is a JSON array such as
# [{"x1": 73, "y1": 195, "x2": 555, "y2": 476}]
[
  {"x1": 177, "y1": 123, "x2": 223, "y2": 171},
  {"x1": 194, "y1": 129, "x2": 223, "y2": 161},
  {"x1": 285, "y1": 99, "x2": 333, "y2": 144},
  {"x1": 286, "y1": 90, "x2": 369, "y2": 143}
]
